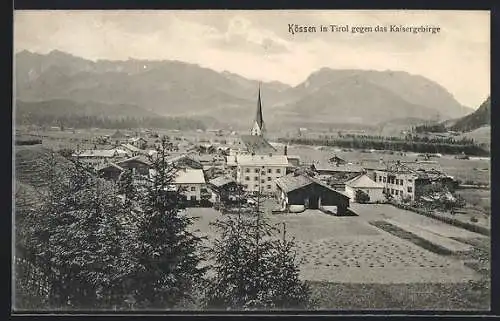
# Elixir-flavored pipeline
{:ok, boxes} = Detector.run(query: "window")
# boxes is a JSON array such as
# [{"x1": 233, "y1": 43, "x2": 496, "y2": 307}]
[
  {"x1": 276, "y1": 169, "x2": 281, "y2": 174},
  {"x1": 379, "y1": 177, "x2": 382, "y2": 182},
  {"x1": 190, "y1": 196, "x2": 196, "y2": 201},
  {"x1": 400, "y1": 180, "x2": 404, "y2": 186},
  {"x1": 261, "y1": 179, "x2": 265, "y2": 183},
  {"x1": 408, "y1": 186, "x2": 413, "y2": 193},
  {"x1": 395, "y1": 179, "x2": 399, "y2": 185},
  {"x1": 245, "y1": 168, "x2": 250, "y2": 173},
  {"x1": 254, "y1": 169, "x2": 259, "y2": 173},
  {"x1": 268, "y1": 168, "x2": 272, "y2": 174},
  {"x1": 267, "y1": 177, "x2": 271, "y2": 181},
  {"x1": 190, "y1": 186, "x2": 196, "y2": 191},
  {"x1": 383, "y1": 177, "x2": 386, "y2": 183},
  {"x1": 267, "y1": 185, "x2": 271, "y2": 189},
  {"x1": 245, "y1": 176, "x2": 250, "y2": 181},
  {"x1": 391, "y1": 189, "x2": 394, "y2": 195},
  {"x1": 254, "y1": 177, "x2": 258, "y2": 181}
]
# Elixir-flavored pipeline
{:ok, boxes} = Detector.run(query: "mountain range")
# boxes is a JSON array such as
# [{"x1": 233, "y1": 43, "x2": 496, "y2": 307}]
[{"x1": 15, "y1": 50, "x2": 474, "y2": 130}]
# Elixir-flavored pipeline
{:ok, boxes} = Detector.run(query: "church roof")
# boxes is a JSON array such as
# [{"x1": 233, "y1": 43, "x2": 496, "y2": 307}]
[
  {"x1": 255, "y1": 86, "x2": 265, "y2": 133},
  {"x1": 240, "y1": 135, "x2": 276, "y2": 154}
]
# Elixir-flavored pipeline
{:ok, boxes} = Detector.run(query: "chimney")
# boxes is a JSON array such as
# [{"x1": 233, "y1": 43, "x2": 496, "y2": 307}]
[{"x1": 284, "y1": 145, "x2": 288, "y2": 156}]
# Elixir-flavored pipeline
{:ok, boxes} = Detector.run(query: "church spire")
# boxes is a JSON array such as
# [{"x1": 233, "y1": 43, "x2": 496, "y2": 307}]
[{"x1": 251, "y1": 83, "x2": 266, "y2": 136}]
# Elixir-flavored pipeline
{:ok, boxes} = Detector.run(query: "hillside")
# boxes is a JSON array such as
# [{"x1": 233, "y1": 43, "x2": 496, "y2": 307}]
[
  {"x1": 450, "y1": 96, "x2": 491, "y2": 132},
  {"x1": 15, "y1": 50, "x2": 472, "y2": 128}
]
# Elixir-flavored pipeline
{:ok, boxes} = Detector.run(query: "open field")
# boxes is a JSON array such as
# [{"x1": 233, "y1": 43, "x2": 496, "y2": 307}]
[
  {"x1": 187, "y1": 204, "x2": 486, "y2": 284},
  {"x1": 186, "y1": 205, "x2": 489, "y2": 309}
]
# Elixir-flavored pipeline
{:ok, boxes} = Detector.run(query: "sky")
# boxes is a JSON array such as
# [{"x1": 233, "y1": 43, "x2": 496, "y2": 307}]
[{"x1": 14, "y1": 10, "x2": 490, "y2": 108}]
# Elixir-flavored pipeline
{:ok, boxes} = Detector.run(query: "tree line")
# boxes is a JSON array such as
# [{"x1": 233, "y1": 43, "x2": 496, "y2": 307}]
[
  {"x1": 278, "y1": 135, "x2": 488, "y2": 156},
  {"x1": 14, "y1": 138, "x2": 311, "y2": 311},
  {"x1": 16, "y1": 114, "x2": 207, "y2": 131}
]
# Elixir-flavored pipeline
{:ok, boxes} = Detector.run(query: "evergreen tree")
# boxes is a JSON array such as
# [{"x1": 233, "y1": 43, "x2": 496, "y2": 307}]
[
  {"x1": 205, "y1": 190, "x2": 311, "y2": 310},
  {"x1": 129, "y1": 137, "x2": 206, "y2": 309}
]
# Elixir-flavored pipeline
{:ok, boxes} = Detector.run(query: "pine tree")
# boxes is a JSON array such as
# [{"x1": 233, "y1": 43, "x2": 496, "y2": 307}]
[
  {"x1": 205, "y1": 188, "x2": 311, "y2": 310},
  {"x1": 129, "y1": 137, "x2": 206, "y2": 309}
]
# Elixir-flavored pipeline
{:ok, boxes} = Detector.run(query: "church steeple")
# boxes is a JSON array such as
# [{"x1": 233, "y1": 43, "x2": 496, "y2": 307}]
[{"x1": 251, "y1": 84, "x2": 266, "y2": 136}]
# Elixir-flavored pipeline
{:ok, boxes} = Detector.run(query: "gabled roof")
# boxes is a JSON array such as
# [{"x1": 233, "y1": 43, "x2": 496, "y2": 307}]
[
  {"x1": 116, "y1": 154, "x2": 152, "y2": 167},
  {"x1": 239, "y1": 135, "x2": 276, "y2": 154},
  {"x1": 209, "y1": 176, "x2": 236, "y2": 188},
  {"x1": 275, "y1": 173, "x2": 350, "y2": 199},
  {"x1": 346, "y1": 174, "x2": 384, "y2": 189},
  {"x1": 174, "y1": 169, "x2": 206, "y2": 184},
  {"x1": 275, "y1": 174, "x2": 314, "y2": 193},
  {"x1": 72, "y1": 149, "x2": 128, "y2": 158},
  {"x1": 96, "y1": 162, "x2": 125, "y2": 172}
]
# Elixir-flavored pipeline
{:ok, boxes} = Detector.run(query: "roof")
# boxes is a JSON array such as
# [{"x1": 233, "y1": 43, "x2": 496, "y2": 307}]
[
  {"x1": 234, "y1": 154, "x2": 289, "y2": 167},
  {"x1": 239, "y1": 135, "x2": 276, "y2": 154},
  {"x1": 96, "y1": 162, "x2": 125, "y2": 172},
  {"x1": 254, "y1": 86, "x2": 265, "y2": 133},
  {"x1": 312, "y1": 162, "x2": 364, "y2": 173},
  {"x1": 275, "y1": 174, "x2": 314, "y2": 193},
  {"x1": 374, "y1": 161, "x2": 448, "y2": 179},
  {"x1": 275, "y1": 173, "x2": 350, "y2": 199},
  {"x1": 174, "y1": 169, "x2": 206, "y2": 184},
  {"x1": 346, "y1": 174, "x2": 384, "y2": 189},
  {"x1": 72, "y1": 149, "x2": 128, "y2": 158},
  {"x1": 116, "y1": 155, "x2": 152, "y2": 167},
  {"x1": 128, "y1": 137, "x2": 146, "y2": 142},
  {"x1": 121, "y1": 143, "x2": 142, "y2": 153},
  {"x1": 209, "y1": 176, "x2": 236, "y2": 188}
]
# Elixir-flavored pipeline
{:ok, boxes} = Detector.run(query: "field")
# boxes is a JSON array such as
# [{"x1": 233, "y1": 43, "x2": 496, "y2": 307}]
[{"x1": 186, "y1": 204, "x2": 490, "y2": 310}]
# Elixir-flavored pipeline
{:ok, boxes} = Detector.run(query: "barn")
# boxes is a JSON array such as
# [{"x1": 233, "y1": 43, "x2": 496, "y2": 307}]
[
  {"x1": 275, "y1": 173, "x2": 350, "y2": 216},
  {"x1": 116, "y1": 155, "x2": 152, "y2": 176}
]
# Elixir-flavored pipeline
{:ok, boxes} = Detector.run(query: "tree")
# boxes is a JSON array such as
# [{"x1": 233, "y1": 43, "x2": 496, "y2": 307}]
[
  {"x1": 204, "y1": 190, "x2": 311, "y2": 310},
  {"x1": 354, "y1": 189, "x2": 370, "y2": 204},
  {"x1": 129, "y1": 137, "x2": 206, "y2": 309}
]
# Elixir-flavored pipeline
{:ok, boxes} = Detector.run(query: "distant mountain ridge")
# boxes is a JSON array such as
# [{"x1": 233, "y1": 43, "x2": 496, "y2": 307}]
[
  {"x1": 15, "y1": 50, "x2": 473, "y2": 129},
  {"x1": 450, "y1": 96, "x2": 490, "y2": 132}
]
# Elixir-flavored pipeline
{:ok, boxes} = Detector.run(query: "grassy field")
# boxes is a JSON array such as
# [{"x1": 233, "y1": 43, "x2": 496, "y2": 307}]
[{"x1": 186, "y1": 205, "x2": 489, "y2": 310}]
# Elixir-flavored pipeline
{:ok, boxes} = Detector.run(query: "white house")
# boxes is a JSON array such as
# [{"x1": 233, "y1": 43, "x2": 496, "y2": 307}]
[
  {"x1": 232, "y1": 154, "x2": 289, "y2": 194},
  {"x1": 172, "y1": 168, "x2": 206, "y2": 202},
  {"x1": 345, "y1": 174, "x2": 385, "y2": 203}
]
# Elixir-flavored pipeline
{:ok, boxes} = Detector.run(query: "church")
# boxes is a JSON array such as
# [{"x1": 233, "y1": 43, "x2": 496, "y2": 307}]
[{"x1": 226, "y1": 85, "x2": 294, "y2": 194}]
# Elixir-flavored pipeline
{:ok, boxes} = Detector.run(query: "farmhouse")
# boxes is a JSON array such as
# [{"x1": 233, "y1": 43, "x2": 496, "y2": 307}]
[
  {"x1": 167, "y1": 154, "x2": 203, "y2": 170},
  {"x1": 232, "y1": 154, "x2": 289, "y2": 194},
  {"x1": 275, "y1": 173, "x2": 350, "y2": 215},
  {"x1": 128, "y1": 137, "x2": 147, "y2": 149},
  {"x1": 116, "y1": 155, "x2": 152, "y2": 176},
  {"x1": 311, "y1": 162, "x2": 365, "y2": 189},
  {"x1": 172, "y1": 168, "x2": 206, "y2": 202},
  {"x1": 71, "y1": 149, "x2": 129, "y2": 166},
  {"x1": 208, "y1": 176, "x2": 240, "y2": 204},
  {"x1": 96, "y1": 162, "x2": 125, "y2": 181},
  {"x1": 373, "y1": 161, "x2": 455, "y2": 201},
  {"x1": 344, "y1": 174, "x2": 385, "y2": 203}
]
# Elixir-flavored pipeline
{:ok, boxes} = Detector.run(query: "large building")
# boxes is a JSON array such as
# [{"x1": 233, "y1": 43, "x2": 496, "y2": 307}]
[
  {"x1": 230, "y1": 154, "x2": 289, "y2": 194},
  {"x1": 275, "y1": 173, "x2": 351, "y2": 215},
  {"x1": 373, "y1": 161, "x2": 455, "y2": 201}
]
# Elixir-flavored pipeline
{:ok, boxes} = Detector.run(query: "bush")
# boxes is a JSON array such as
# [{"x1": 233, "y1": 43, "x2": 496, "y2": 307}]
[
  {"x1": 355, "y1": 190, "x2": 370, "y2": 204},
  {"x1": 470, "y1": 217, "x2": 478, "y2": 223}
]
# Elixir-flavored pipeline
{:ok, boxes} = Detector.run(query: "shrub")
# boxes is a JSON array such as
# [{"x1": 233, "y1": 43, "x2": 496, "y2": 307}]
[{"x1": 355, "y1": 190, "x2": 370, "y2": 204}]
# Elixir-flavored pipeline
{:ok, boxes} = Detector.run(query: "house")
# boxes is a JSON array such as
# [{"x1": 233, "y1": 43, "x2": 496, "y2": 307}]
[
  {"x1": 275, "y1": 173, "x2": 350, "y2": 215},
  {"x1": 96, "y1": 163, "x2": 125, "y2": 181},
  {"x1": 116, "y1": 155, "x2": 152, "y2": 176},
  {"x1": 344, "y1": 174, "x2": 385, "y2": 203},
  {"x1": 71, "y1": 149, "x2": 129, "y2": 166},
  {"x1": 373, "y1": 161, "x2": 455, "y2": 201},
  {"x1": 167, "y1": 154, "x2": 203, "y2": 170},
  {"x1": 128, "y1": 137, "x2": 147, "y2": 149},
  {"x1": 208, "y1": 176, "x2": 240, "y2": 204},
  {"x1": 329, "y1": 154, "x2": 347, "y2": 165},
  {"x1": 121, "y1": 143, "x2": 143, "y2": 156},
  {"x1": 310, "y1": 162, "x2": 365, "y2": 189},
  {"x1": 232, "y1": 154, "x2": 289, "y2": 194},
  {"x1": 172, "y1": 168, "x2": 207, "y2": 203},
  {"x1": 238, "y1": 135, "x2": 277, "y2": 155}
]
